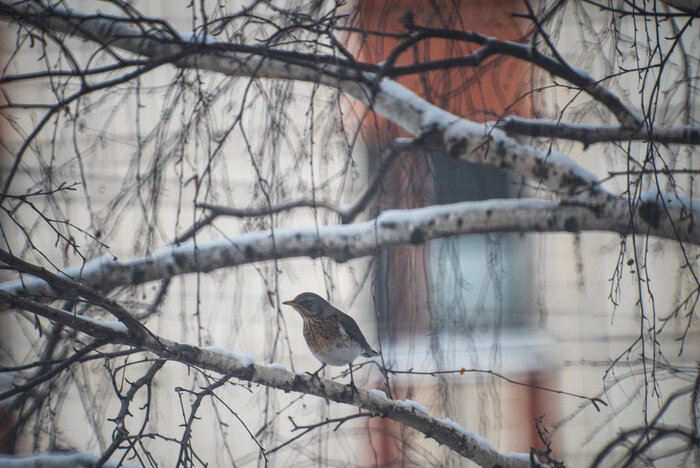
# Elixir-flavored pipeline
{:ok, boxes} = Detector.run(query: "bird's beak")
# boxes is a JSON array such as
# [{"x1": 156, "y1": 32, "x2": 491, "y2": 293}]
[{"x1": 283, "y1": 300, "x2": 297, "y2": 307}]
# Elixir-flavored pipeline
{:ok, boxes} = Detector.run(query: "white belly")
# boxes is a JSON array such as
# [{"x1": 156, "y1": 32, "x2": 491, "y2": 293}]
[{"x1": 311, "y1": 340, "x2": 362, "y2": 366}]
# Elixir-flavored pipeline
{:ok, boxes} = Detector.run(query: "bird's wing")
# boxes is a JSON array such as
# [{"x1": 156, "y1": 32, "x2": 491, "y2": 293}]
[{"x1": 334, "y1": 307, "x2": 380, "y2": 357}]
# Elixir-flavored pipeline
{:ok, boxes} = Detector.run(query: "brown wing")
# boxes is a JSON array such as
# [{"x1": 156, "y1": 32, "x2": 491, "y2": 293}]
[{"x1": 333, "y1": 305, "x2": 380, "y2": 357}]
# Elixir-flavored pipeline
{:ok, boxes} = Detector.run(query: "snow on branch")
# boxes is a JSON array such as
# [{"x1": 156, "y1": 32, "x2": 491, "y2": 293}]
[
  {"x1": 2, "y1": 196, "x2": 698, "y2": 299},
  {"x1": 0, "y1": 292, "x2": 543, "y2": 468},
  {"x1": 392, "y1": 18, "x2": 642, "y2": 127},
  {"x1": 0, "y1": 290, "x2": 131, "y2": 343},
  {"x1": 2, "y1": 0, "x2": 696, "y2": 201}
]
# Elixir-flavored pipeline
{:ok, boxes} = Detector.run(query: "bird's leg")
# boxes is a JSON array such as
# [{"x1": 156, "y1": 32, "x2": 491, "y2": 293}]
[
  {"x1": 348, "y1": 364, "x2": 358, "y2": 394},
  {"x1": 306, "y1": 363, "x2": 326, "y2": 382}
]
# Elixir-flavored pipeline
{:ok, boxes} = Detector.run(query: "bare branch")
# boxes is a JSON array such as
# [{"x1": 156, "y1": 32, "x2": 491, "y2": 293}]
[
  {"x1": 0, "y1": 249, "x2": 159, "y2": 347},
  {"x1": 0, "y1": 292, "x2": 544, "y2": 468},
  {"x1": 0, "y1": 0, "x2": 682, "y2": 203},
  {"x1": 0, "y1": 451, "x2": 132, "y2": 468},
  {"x1": 395, "y1": 16, "x2": 641, "y2": 126},
  {"x1": 386, "y1": 366, "x2": 607, "y2": 410},
  {"x1": 3, "y1": 195, "x2": 698, "y2": 299},
  {"x1": 197, "y1": 137, "x2": 417, "y2": 224},
  {"x1": 495, "y1": 117, "x2": 700, "y2": 146},
  {"x1": 0, "y1": 341, "x2": 104, "y2": 401},
  {"x1": 96, "y1": 359, "x2": 165, "y2": 467},
  {"x1": 196, "y1": 199, "x2": 339, "y2": 220}
]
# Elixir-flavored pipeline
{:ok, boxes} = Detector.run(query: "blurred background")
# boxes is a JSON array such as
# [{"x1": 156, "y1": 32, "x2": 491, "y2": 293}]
[{"x1": 1, "y1": 1, "x2": 699, "y2": 466}]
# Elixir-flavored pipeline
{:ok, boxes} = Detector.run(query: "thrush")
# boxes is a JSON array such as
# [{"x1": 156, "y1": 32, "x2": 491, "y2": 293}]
[{"x1": 283, "y1": 292, "x2": 380, "y2": 389}]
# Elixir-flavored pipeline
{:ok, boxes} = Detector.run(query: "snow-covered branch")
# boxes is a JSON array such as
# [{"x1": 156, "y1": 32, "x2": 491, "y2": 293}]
[
  {"x1": 2, "y1": 196, "x2": 698, "y2": 299},
  {"x1": 394, "y1": 18, "x2": 642, "y2": 127},
  {"x1": 0, "y1": 290, "x2": 130, "y2": 342},
  {"x1": 2, "y1": 0, "x2": 693, "y2": 201},
  {"x1": 0, "y1": 291, "x2": 542, "y2": 468}
]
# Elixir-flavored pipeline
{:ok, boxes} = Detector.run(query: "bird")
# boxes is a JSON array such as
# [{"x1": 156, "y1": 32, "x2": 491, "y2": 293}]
[{"x1": 283, "y1": 292, "x2": 380, "y2": 389}]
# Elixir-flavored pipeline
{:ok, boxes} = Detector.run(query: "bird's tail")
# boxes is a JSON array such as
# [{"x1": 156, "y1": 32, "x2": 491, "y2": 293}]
[{"x1": 363, "y1": 347, "x2": 380, "y2": 357}]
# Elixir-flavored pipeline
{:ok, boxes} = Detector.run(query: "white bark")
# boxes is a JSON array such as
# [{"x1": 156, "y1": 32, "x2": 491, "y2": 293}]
[
  {"x1": 0, "y1": 290, "x2": 543, "y2": 468},
  {"x1": 1, "y1": 0, "x2": 697, "y2": 247},
  {"x1": 2, "y1": 196, "x2": 698, "y2": 299},
  {"x1": 0, "y1": 0, "x2": 696, "y2": 246},
  {"x1": 0, "y1": 3, "x2": 696, "y2": 467}
]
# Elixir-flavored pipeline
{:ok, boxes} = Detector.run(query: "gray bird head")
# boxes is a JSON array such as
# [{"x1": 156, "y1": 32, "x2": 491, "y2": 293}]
[{"x1": 283, "y1": 292, "x2": 329, "y2": 319}]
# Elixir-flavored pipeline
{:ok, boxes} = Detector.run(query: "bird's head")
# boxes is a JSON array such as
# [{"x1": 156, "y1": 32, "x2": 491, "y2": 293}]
[{"x1": 283, "y1": 292, "x2": 329, "y2": 319}]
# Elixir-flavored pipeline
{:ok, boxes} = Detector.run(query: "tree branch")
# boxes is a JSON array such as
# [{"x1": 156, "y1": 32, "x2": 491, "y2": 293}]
[
  {"x1": 2, "y1": 196, "x2": 697, "y2": 299},
  {"x1": 0, "y1": 249, "x2": 160, "y2": 347},
  {"x1": 0, "y1": 292, "x2": 544, "y2": 468},
  {"x1": 394, "y1": 16, "x2": 642, "y2": 127},
  {"x1": 494, "y1": 116, "x2": 700, "y2": 146},
  {"x1": 1, "y1": 0, "x2": 684, "y2": 204},
  {"x1": 196, "y1": 199, "x2": 339, "y2": 220},
  {"x1": 0, "y1": 452, "x2": 131, "y2": 468}
]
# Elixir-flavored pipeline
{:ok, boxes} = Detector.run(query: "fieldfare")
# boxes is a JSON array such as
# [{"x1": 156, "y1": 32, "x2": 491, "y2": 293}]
[{"x1": 283, "y1": 292, "x2": 380, "y2": 389}]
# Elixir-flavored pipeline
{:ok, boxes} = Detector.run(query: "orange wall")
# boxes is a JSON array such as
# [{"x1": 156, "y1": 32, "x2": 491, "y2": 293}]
[{"x1": 353, "y1": 0, "x2": 534, "y2": 128}]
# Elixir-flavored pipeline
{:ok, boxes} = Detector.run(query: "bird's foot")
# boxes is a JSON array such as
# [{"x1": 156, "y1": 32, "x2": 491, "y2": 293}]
[
  {"x1": 306, "y1": 364, "x2": 326, "y2": 382},
  {"x1": 348, "y1": 365, "x2": 359, "y2": 396}
]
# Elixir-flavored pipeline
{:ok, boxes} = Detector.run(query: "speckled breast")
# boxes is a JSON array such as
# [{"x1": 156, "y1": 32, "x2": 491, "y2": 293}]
[{"x1": 303, "y1": 318, "x2": 363, "y2": 366}]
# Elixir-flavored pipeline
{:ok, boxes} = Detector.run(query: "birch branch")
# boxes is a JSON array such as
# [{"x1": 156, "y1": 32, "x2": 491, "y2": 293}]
[
  {"x1": 2, "y1": 196, "x2": 698, "y2": 299},
  {"x1": 0, "y1": 291, "x2": 543, "y2": 468},
  {"x1": 0, "y1": 0, "x2": 645, "y2": 200},
  {"x1": 394, "y1": 18, "x2": 642, "y2": 127},
  {"x1": 0, "y1": 249, "x2": 159, "y2": 347}
]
